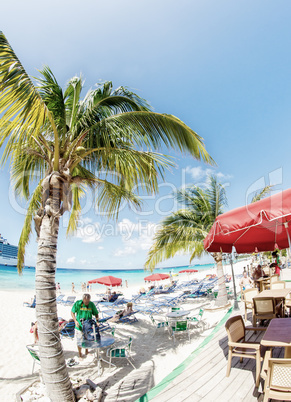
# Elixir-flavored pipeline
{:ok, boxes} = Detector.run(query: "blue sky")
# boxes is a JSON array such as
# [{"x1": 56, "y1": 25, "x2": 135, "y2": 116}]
[{"x1": 1, "y1": 0, "x2": 291, "y2": 269}]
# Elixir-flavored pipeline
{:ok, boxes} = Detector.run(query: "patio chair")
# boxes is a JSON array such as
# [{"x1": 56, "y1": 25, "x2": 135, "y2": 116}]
[
  {"x1": 170, "y1": 320, "x2": 190, "y2": 344},
  {"x1": 241, "y1": 288, "x2": 258, "y2": 321},
  {"x1": 270, "y1": 280, "x2": 286, "y2": 290},
  {"x1": 23, "y1": 296, "x2": 36, "y2": 308},
  {"x1": 26, "y1": 344, "x2": 40, "y2": 374},
  {"x1": 225, "y1": 315, "x2": 266, "y2": 387},
  {"x1": 60, "y1": 321, "x2": 75, "y2": 339},
  {"x1": 150, "y1": 314, "x2": 169, "y2": 336},
  {"x1": 187, "y1": 308, "x2": 204, "y2": 328},
  {"x1": 263, "y1": 358, "x2": 291, "y2": 401},
  {"x1": 252, "y1": 297, "x2": 277, "y2": 327},
  {"x1": 264, "y1": 274, "x2": 280, "y2": 290},
  {"x1": 106, "y1": 337, "x2": 136, "y2": 369}
]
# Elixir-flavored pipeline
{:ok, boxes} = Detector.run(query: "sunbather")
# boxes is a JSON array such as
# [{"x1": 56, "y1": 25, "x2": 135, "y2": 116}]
[{"x1": 109, "y1": 302, "x2": 133, "y2": 322}]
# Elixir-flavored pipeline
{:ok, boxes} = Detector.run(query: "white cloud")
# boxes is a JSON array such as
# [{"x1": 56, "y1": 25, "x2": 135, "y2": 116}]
[
  {"x1": 97, "y1": 246, "x2": 104, "y2": 250},
  {"x1": 114, "y1": 219, "x2": 159, "y2": 257},
  {"x1": 185, "y1": 166, "x2": 233, "y2": 181},
  {"x1": 67, "y1": 256, "x2": 76, "y2": 264},
  {"x1": 75, "y1": 222, "x2": 103, "y2": 243}
]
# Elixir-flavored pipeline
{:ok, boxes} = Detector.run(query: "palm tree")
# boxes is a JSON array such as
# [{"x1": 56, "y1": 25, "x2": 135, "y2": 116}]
[
  {"x1": 145, "y1": 175, "x2": 229, "y2": 305},
  {"x1": 0, "y1": 32, "x2": 213, "y2": 401}
]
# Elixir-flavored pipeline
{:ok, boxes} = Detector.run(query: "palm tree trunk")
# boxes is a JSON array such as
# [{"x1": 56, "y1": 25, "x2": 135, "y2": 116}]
[
  {"x1": 35, "y1": 176, "x2": 74, "y2": 401},
  {"x1": 213, "y1": 252, "x2": 228, "y2": 307}
]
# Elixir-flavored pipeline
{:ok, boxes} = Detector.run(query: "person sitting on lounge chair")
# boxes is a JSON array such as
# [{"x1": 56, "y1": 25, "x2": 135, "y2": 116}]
[{"x1": 109, "y1": 302, "x2": 134, "y2": 322}]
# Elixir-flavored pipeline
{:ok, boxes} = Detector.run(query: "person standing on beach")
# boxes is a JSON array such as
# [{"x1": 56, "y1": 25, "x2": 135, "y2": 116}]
[
  {"x1": 72, "y1": 282, "x2": 76, "y2": 293},
  {"x1": 71, "y1": 294, "x2": 99, "y2": 358}
]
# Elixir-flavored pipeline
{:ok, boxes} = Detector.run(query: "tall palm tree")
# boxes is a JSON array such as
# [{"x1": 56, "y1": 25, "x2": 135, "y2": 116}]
[
  {"x1": 0, "y1": 32, "x2": 213, "y2": 401},
  {"x1": 145, "y1": 175, "x2": 229, "y2": 305}
]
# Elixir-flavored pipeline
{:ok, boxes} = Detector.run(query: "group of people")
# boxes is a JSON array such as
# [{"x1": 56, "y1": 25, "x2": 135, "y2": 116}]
[{"x1": 239, "y1": 251, "x2": 282, "y2": 290}]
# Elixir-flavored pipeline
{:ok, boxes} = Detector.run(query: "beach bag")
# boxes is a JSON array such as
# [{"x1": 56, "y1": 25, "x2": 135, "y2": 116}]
[{"x1": 82, "y1": 319, "x2": 100, "y2": 341}]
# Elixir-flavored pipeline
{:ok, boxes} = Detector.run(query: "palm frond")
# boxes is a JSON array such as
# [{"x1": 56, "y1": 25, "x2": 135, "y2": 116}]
[
  {"x1": 84, "y1": 111, "x2": 215, "y2": 164},
  {"x1": 251, "y1": 185, "x2": 273, "y2": 203},
  {"x1": 66, "y1": 184, "x2": 84, "y2": 235},
  {"x1": 0, "y1": 32, "x2": 54, "y2": 163},
  {"x1": 17, "y1": 183, "x2": 42, "y2": 272}
]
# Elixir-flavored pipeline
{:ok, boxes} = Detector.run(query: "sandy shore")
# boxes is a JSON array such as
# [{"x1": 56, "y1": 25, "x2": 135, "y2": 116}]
[{"x1": 0, "y1": 259, "x2": 252, "y2": 401}]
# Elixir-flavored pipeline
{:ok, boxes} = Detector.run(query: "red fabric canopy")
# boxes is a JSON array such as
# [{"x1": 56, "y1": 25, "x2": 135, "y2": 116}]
[
  {"x1": 144, "y1": 273, "x2": 170, "y2": 282},
  {"x1": 88, "y1": 275, "x2": 122, "y2": 287},
  {"x1": 179, "y1": 269, "x2": 198, "y2": 273},
  {"x1": 204, "y1": 189, "x2": 291, "y2": 253}
]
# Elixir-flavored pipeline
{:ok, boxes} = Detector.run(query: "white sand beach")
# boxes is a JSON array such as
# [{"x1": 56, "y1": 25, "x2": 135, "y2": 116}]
[{"x1": 0, "y1": 259, "x2": 252, "y2": 401}]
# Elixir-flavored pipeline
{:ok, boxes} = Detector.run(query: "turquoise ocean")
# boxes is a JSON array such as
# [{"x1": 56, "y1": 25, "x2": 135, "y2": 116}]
[{"x1": 0, "y1": 263, "x2": 215, "y2": 292}]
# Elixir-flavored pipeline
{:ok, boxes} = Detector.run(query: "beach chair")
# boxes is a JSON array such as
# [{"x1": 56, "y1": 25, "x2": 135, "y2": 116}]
[
  {"x1": 60, "y1": 321, "x2": 75, "y2": 339},
  {"x1": 150, "y1": 314, "x2": 169, "y2": 336},
  {"x1": 170, "y1": 320, "x2": 190, "y2": 344},
  {"x1": 61, "y1": 296, "x2": 76, "y2": 306},
  {"x1": 56, "y1": 294, "x2": 65, "y2": 303},
  {"x1": 262, "y1": 358, "x2": 291, "y2": 401},
  {"x1": 23, "y1": 296, "x2": 36, "y2": 308},
  {"x1": 187, "y1": 308, "x2": 204, "y2": 328},
  {"x1": 225, "y1": 315, "x2": 266, "y2": 387},
  {"x1": 26, "y1": 344, "x2": 40, "y2": 374},
  {"x1": 106, "y1": 337, "x2": 136, "y2": 369},
  {"x1": 241, "y1": 288, "x2": 258, "y2": 321},
  {"x1": 119, "y1": 311, "x2": 138, "y2": 324}
]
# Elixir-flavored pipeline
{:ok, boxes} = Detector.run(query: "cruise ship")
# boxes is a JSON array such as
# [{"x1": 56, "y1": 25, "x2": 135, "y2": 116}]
[{"x1": 0, "y1": 234, "x2": 18, "y2": 266}]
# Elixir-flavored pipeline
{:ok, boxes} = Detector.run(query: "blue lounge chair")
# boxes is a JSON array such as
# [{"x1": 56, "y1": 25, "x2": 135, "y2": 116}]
[
  {"x1": 60, "y1": 321, "x2": 75, "y2": 339},
  {"x1": 61, "y1": 296, "x2": 76, "y2": 306},
  {"x1": 56, "y1": 294, "x2": 65, "y2": 303}
]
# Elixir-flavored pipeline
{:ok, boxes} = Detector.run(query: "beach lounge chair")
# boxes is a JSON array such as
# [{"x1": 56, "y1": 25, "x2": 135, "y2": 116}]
[
  {"x1": 262, "y1": 358, "x2": 291, "y2": 401},
  {"x1": 106, "y1": 337, "x2": 136, "y2": 369},
  {"x1": 23, "y1": 296, "x2": 36, "y2": 308},
  {"x1": 26, "y1": 344, "x2": 40, "y2": 374},
  {"x1": 56, "y1": 294, "x2": 65, "y2": 303},
  {"x1": 61, "y1": 296, "x2": 76, "y2": 306},
  {"x1": 60, "y1": 321, "x2": 75, "y2": 339},
  {"x1": 150, "y1": 314, "x2": 169, "y2": 336},
  {"x1": 225, "y1": 315, "x2": 266, "y2": 386},
  {"x1": 170, "y1": 320, "x2": 190, "y2": 344}
]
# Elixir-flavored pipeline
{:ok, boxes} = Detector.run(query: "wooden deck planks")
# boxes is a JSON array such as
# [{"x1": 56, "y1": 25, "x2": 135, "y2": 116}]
[{"x1": 150, "y1": 302, "x2": 279, "y2": 402}]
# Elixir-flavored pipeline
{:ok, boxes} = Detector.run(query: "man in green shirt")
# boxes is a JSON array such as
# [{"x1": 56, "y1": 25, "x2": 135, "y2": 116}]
[{"x1": 71, "y1": 294, "x2": 99, "y2": 358}]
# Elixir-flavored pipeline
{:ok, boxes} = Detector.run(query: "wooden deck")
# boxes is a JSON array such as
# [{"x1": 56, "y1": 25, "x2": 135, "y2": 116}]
[{"x1": 148, "y1": 303, "x2": 285, "y2": 402}]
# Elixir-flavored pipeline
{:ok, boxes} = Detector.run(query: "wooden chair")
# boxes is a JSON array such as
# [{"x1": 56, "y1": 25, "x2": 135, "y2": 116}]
[
  {"x1": 270, "y1": 280, "x2": 285, "y2": 290},
  {"x1": 263, "y1": 358, "x2": 291, "y2": 401},
  {"x1": 241, "y1": 288, "x2": 258, "y2": 321},
  {"x1": 225, "y1": 315, "x2": 266, "y2": 387},
  {"x1": 252, "y1": 297, "x2": 277, "y2": 327},
  {"x1": 264, "y1": 275, "x2": 279, "y2": 290}
]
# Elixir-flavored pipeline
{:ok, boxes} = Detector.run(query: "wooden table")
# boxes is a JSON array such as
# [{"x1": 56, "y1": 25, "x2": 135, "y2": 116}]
[
  {"x1": 255, "y1": 289, "x2": 291, "y2": 299},
  {"x1": 261, "y1": 318, "x2": 291, "y2": 357},
  {"x1": 254, "y1": 277, "x2": 270, "y2": 292}
]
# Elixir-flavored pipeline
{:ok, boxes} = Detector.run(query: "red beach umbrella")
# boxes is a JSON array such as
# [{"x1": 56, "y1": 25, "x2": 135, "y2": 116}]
[
  {"x1": 88, "y1": 275, "x2": 122, "y2": 287},
  {"x1": 204, "y1": 188, "x2": 291, "y2": 253},
  {"x1": 179, "y1": 269, "x2": 198, "y2": 273},
  {"x1": 144, "y1": 273, "x2": 170, "y2": 282}
]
